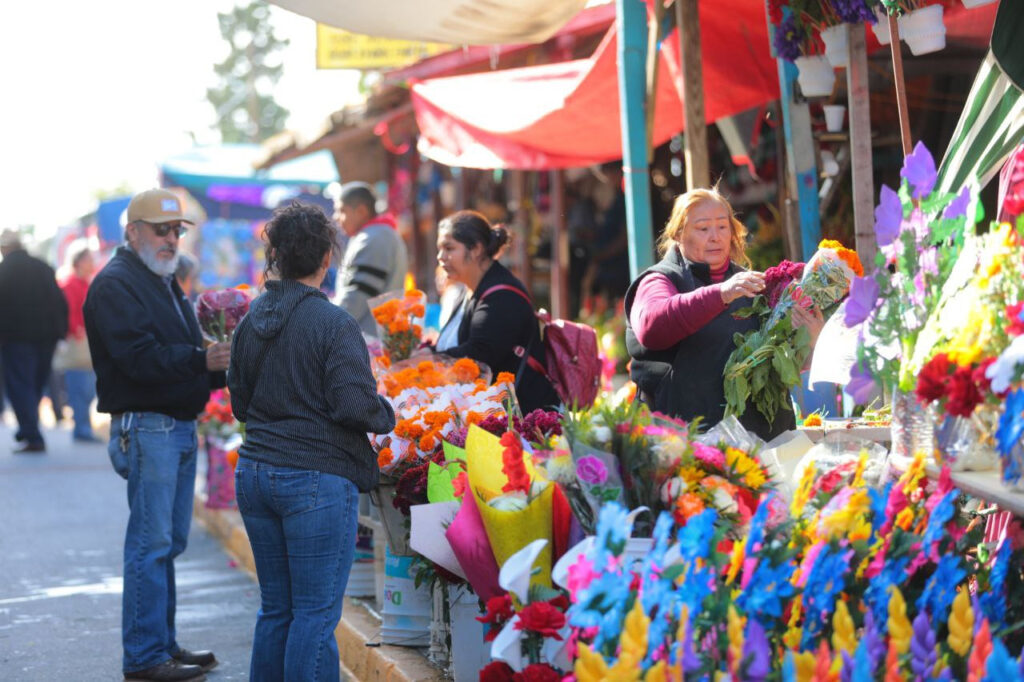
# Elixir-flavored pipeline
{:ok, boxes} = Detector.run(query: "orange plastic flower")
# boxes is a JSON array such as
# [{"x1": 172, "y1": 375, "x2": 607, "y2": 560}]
[{"x1": 377, "y1": 447, "x2": 394, "y2": 468}]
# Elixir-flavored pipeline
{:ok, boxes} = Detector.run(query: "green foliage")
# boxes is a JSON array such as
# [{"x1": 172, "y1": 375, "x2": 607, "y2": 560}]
[{"x1": 206, "y1": 1, "x2": 290, "y2": 143}]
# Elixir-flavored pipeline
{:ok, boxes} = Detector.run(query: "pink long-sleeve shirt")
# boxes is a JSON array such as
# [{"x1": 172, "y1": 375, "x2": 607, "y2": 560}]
[{"x1": 629, "y1": 264, "x2": 730, "y2": 351}]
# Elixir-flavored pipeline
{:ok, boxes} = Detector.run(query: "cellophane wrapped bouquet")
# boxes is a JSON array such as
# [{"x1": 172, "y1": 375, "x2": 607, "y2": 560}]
[
  {"x1": 724, "y1": 240, "x2": 862, "y2": 424},
  {"x1": 195, "y1": 286, "x2": 254, "y2": 343}
]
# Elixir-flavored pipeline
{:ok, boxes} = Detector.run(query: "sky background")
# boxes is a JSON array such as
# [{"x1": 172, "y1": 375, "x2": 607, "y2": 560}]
[{"x1": 0, "y1": 1, "x2": 363, "y2": 237}]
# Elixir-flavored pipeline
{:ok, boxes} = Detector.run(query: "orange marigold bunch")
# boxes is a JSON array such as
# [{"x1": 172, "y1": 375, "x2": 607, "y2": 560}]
[
  {"x1": 500, "y1": 431, "x2": 531, "y2": 494},
  {"x1": 377, "y1": 447, "x2": 394, "y2": 468},
  {"x1": 371, "y1": 290, "x2": 427, "y2": 363},
  {"x1": 818, "y1": 239, "x2": 864, "y2": 277}
]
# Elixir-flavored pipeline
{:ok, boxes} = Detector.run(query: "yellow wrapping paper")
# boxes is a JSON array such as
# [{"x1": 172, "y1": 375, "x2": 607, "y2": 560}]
[{"x1": 466, "y1": 425, "x2": 552, "y2": 590}]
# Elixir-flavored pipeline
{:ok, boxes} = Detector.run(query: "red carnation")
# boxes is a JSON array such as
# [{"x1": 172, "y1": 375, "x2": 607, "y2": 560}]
[
  {"x1": 513, "y1": 664, "x2": 562, "y2": 682},
  {"x1": 972, "y1": 357, "x2": 998, "y2": 396},
  {"x1": 477, "y1": 594, "x2": 514, "y2": 641},
  {"x1": 916, "y1": 353, "x2": 953, "y2": 405},
  {"x1": 480, "y1": 661, "x2": 516, "y2": 682},
  {"x1": 1007, "y1": 302, "x2": 1024, "y2": 337},
  {"x1": 946, "y1": 365, "x2": 984, "y2": 417},
  {"x1": 515, "y1": 602, "x2": 567, "y2": 639}
]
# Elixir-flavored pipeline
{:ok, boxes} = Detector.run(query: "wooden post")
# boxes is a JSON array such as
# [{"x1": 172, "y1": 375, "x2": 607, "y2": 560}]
[
  {"x1": 776, "y1": 58, "x2": 821, "y2": 262},
  {"x1": 550, "y1": 170, "x2": 569, "y2": 319},
  {"x1": 847, "y1": 23, "x2": 876, "y2": 266},
  {"x1": 676, "y1": 0, "x2": 709, "y2": 189},
  {"x1": 888, "y1": 13, "x2": 913, "y2": 157},
  {"x1": 645, "y1": 0, "x2": 666, "y2": 162}
]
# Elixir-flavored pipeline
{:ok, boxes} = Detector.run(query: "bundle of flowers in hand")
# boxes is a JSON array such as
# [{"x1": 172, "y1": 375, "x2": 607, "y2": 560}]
[
  {"x1": 559, "y1": 452, "x2": 1024, "y2": 681},
  {"x1": 723, "y1": 239, "x2": 861, "y2": 426},
  {"x1": 370, "y1": 289, "x2": 426, "y2": 364},
  {"x1": 195, "y1": 285, "x2": 254, "y2": 342}
]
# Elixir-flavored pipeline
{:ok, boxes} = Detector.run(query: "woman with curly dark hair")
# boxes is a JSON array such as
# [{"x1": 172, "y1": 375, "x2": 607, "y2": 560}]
[{"x1": 228, "y1": 202, "x2": 395, "y2": 682}]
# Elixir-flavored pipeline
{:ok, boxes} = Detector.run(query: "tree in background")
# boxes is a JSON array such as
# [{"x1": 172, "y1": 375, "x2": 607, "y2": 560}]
[{"x1": 206, "y1": 1, "x2": 290, "y2": 143}]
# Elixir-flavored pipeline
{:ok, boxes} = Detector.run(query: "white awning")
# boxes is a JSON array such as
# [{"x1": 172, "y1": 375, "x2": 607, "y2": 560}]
[{"x1": 267, "y1": 0, "x2": 589, "y2": 46}]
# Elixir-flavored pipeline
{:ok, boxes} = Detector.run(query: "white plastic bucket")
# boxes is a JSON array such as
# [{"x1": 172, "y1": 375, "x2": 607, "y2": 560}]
[
  {"x1": 381, "y1": 549, "x2": 432, "y2": 646},
  {"x1": 898, "y1": 5, "x2": 946, "y2": 56},
  {"x1": 448, "y1": 585, "x2": 488, "y2": 682},
  {"x1": 795, "y1": 55, "x2": 836, "y2": 98},
  {"x1": 871, "y1": 9, "x2": 892, "y2": 45},
  {"x1": 823, "y1": 104, "x2": 847, "y2": 133},
  {"x1": 821, "y1": 25, "x2": 849, "y2": 68}
]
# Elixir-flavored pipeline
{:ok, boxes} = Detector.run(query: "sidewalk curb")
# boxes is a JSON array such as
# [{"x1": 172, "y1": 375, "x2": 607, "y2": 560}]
[{"x1": 192, "y1": 495, "x2": 446, "y2": 682}]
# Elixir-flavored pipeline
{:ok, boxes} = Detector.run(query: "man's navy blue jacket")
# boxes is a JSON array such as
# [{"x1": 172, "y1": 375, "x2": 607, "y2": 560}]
[{"x1": 84, "y1": 247, "x2": 224, "y2": 420}]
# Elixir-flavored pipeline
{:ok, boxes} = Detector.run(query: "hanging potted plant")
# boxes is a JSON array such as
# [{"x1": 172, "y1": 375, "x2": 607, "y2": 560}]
[
  {"x1": 883, "y1": 0, "x2": 947, "y2": 56},
  {"x1": 820, "y1": 0, "x2": 879, "y2": 68},
  {"x1": 769, "y1": 0, "x2": 836, "y2": 98}
]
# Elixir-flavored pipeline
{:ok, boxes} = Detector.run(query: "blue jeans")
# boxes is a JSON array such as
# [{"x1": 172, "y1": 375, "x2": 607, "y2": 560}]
[
  {"x1": 235, "y1": 459, "x2": 359, "y2": 682},
  {"x1": 64, "y1": 369, "x2": 96, "y2": 439},
  {"x1": 112, "y1": 413, "x2": 198, "y2": 673},
  {"x1": 1, "y1": 340, "x2": 56, "y2": 445}
]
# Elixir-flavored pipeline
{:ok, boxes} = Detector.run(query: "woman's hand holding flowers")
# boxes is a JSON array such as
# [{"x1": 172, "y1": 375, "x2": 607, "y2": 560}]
[
  {"x1": 720, "y1": 271, "x2": 765, "y2": 304},
  {"x1": 791, "y1": 303, "x2": 825, "y2": 348}
]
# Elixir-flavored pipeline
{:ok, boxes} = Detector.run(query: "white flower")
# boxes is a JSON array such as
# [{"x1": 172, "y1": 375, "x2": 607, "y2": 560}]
[
  {"x1": 987, "y1": 335, "x2": 1024, "y2": 394},
  {"x1": 710, "y1": 486, "x2": 738, "y2": 514},
  {"x1": 545, "y1": 453, "x2": 576, "y2": 484},
  {"x1": 592, "y1": 425, "x2": 612, "y2": 444},
  {"x1": 659, "y1": 476, "x2": 687, "y2": 504},
  {"x1": 488, "y1": 491, "x2": 528, "y2": 511}
]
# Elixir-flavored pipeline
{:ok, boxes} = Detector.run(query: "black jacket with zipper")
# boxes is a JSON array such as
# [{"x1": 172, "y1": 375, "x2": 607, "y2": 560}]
[{"x1": 83, "y1": 246, "x2": 224, "y2": 420}]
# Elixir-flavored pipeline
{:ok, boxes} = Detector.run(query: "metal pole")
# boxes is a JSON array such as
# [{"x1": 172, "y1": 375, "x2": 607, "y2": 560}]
[
  {"x1": 616, "y1": 0, "x2": 655, "y2": 280},
  {"x1": 676, "y1": 0, "x2": 710, "y2": 189}
]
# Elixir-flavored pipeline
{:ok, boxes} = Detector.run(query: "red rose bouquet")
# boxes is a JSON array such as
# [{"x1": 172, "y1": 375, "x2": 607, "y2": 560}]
[{"x1": 195, "y1": 286, "x2": 254, "y2": 343}]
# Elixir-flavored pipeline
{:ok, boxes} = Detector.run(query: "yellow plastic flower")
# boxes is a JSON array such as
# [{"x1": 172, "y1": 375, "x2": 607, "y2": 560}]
[
  {"x1": 607, "y1": 598, "x2": 648, "y2": 681},
  {"x1": 832, "y1": 600, "x2": 856, "y2": 655},
  {"x1": 727, "y1": 606, "x2": 744, "y2": 675},
  {"x1": 888, "y1": 586, "x2": 912, "y2": 655},
  {"x1": 725, "y1": 542, "x2": 745, "y2": 585},
  {"x1": 792, "y1": 465, "x2": 815, "y2": 517},
  {"x1": 947, "y1": 588, "x2": 974, "y2": 657},
  {"x1": 575, "y1": 644, "x2": 609, "y2": 682}
]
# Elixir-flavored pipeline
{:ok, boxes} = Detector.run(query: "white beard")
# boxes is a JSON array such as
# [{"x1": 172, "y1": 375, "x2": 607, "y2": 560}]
[{"x1": 134, "y1": 241, "x2": 180, "y2": 277}]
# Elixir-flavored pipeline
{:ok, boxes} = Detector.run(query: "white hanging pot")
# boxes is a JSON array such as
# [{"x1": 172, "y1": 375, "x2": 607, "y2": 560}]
[
  {"x1": 898, "y1": 4, "x2": 946, "y2": 56},
  {"x1": 795, "y1": 55, "x2": 836, "y2": 98},
  {"x1": 961, "y1": 0, "x2": 996, "y2": 7},
  {"x1": 821, "y1": 24, "x2": 849, "y2": 68},
  {"x1": 871, "y1": 8, "x2": 892, "y2": 45}
]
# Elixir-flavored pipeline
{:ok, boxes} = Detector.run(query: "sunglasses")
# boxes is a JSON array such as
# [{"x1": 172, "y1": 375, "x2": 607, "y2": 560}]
[{"x1": 144, "y1": 221, "x2": 188, "y2": 238}]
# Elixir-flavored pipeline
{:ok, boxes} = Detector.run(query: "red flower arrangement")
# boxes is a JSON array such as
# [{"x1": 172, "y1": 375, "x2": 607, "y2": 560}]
[
  {"x1": 513, "y1": 664, "x2": 562, "y2": 682},
  {"x1": 916, "y1": 353, "x2": 996, "y2": 418},
  {"x1": 515, "y1": 602, "x2": 567, "y2": 640},
  {"x1": 477, "y1": 594, "x2": 515, "y2": 642},
  {"x1": 763, "y1": 260, "x2": 805, "y2": 309},
  {"x1": 479, "y1": 661, "x2": 515, "y2": 682}
]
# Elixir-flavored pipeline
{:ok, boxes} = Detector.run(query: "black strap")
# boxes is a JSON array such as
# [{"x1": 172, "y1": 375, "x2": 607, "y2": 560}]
[{"x1": 479, "y1": 284, "x2": 547, "y2": 392}]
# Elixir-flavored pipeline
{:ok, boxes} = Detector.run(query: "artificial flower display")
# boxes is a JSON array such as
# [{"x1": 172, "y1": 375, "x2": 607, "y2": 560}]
[
  {"x1": 370, "y1": 288, "x2": 426, "y2": 363},
  {"x1": 558, "y1": 453, "x2": 1024, "y2": 681},
  {"x1": 724, "y1": 239, "x2": 861, "y2": 424}
]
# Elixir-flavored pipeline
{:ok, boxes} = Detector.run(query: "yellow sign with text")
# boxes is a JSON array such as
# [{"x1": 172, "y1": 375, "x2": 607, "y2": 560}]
[{"x1": 315, "y1": 24, "x2": 450, "y2": 70}]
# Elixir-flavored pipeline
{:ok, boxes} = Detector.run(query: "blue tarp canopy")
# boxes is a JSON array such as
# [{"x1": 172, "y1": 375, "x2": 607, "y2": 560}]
[{"x1": 160, "y1": 144, "x2": 339, "y2": 190}]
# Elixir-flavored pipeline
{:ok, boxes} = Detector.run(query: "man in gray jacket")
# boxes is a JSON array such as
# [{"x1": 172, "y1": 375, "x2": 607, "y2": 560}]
[{"x1": 332, "y1": 182, "x2": 408, "y2": 336}]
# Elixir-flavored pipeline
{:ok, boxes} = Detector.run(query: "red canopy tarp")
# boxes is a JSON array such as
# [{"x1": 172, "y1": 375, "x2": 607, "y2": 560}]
[{"x1": 410, "y1": 0, "x2": 779, "y2": 169}]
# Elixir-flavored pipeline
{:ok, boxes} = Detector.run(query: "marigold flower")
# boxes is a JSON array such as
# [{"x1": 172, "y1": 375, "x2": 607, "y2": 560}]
[
  {"x1": 803, "y1": 413, "x2": 823, "y2": 427},
  {"x1": 452, "y1": 358, "x2": 482, "y2": 383},
  {"x1": 495, "y1": 371, "x2": 516, "y2": 385},
  {"x1": 377, "y1": 447, "x2": 393, "y2": 468},
  {"x1": 675, "y1": 492, "x2": 706, "y2": 521}
]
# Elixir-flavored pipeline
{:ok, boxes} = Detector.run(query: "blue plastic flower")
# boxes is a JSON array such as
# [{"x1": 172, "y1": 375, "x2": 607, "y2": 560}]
[
  {"x1": 874, "y1": 184, "x2": 903, "y2": 246},
  {"x1": 901, "y1": 141, "x2": 937, "y2": 199},
  {"x1": 745, "y1": 495, "x2": 772, "y2": 554},
  {"x1": 844, "y1": 275, "x2": 880, "y2": 326},
  {"x1": 868, "y1": 482, "x2": 893, "y2": 533},
  {"x1": 677, "y1": 509, "x2": 717, "y2": 563},
  {"x1": 916, "y1": 555, "x2": 966, "y2": 624},
  {"x1": 595, "y1": 502, "x2": 630, "y2": 554},
  {"x1": 864, "y1": 555, "x2": 909, "y2": 627},
  {"x1": 851, "y1": 639, "x2": 874, "y2": 682},
  {"x1": 737, "y1": 558, "x2": 796, "y2": 623},
  {"x1": 802, "y1": 545, "x2": 852, "y2": 646},
  {"x1": 942, "y1": 185, "x2": 972, "y2": 220},
  {"x1": 996, "y1": 389, "x2": 1024, "y2": 458},
  {"x1": 983, "y1": 639, "x2": 1018, "y2": 682},
  {"x1": 921, "y1": 490, "x2": 957, "y2": 557},
  {"x1": 980, "y1": 540, "x2": 1011, "y2": 627}
]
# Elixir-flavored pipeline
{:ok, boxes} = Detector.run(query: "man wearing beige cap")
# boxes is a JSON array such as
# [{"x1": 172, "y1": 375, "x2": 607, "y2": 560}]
[{"x1": 84, "y1": 189, "x2": 228, "y2": 682}]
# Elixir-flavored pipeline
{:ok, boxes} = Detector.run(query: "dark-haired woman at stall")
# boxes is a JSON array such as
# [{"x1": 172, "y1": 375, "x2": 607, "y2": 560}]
[
  {"x1": 434, "y1": 210, "x2": 560, "y2": 413},
  {"x1": 228, "y1": 203, "x2": 395, "y2": 682}
]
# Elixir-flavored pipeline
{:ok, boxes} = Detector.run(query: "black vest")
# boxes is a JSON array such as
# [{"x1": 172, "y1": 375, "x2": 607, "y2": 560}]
[{"x1": 624, "y1": 247, "x2": 794, "y2": 441}]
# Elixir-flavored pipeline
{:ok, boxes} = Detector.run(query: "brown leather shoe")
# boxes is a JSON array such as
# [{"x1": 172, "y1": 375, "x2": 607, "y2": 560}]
[
  {"x1": 171, "y1": 647, "x2": 218, "y2": 672},
  {"x1": 124, "y1": 659, "x2": 206, "y2": 681}
]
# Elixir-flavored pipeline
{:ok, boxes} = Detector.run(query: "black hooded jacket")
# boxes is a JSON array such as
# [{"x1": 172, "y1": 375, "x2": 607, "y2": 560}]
[{"x1": 229, "y1": 279, "x2": 395, "y2": 492}]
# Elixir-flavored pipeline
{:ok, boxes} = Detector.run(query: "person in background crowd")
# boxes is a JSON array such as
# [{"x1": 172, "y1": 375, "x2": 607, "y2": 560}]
[
  {"x1": 174, "y1": 253, "x2": 199, "y2": 300},
  {"x1": 0, "y1": 228, "x2": 68, "y2": 453},
  {"x1": 84, "y1": 189, "x2": 229, "y2": 682},
  {"x1": 625, "y1": 187, "x2": 823, "y2": 442},
  {"x1": 229, "y1": 203, "x2": 395, "y2": 682},
  {"x1": 332, "y1": 182, "x2": 409, "y2": 336},
  {"x1": 59, "y1": 242, "x2": 99, "y2": 442},
  {"x1": 434, "y1": 210, "x2": 560, "y2": 413},
  {"x1": 588, "y1": 162, "x2": 631, "y2": 302}
]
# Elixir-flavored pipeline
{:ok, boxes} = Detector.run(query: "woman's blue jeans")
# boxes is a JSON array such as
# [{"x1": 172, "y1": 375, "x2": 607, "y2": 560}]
[
  {"x1": 114, "y1": 412, "x2": 198, "y2": 673},
  {"x1": 235, "y1": 459, "x2": 359, "y2": 682}
]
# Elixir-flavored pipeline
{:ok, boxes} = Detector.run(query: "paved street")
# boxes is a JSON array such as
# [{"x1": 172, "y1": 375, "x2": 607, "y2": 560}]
[{"x1": 0, "y1": 412, "x2": 259, "y2": 681}]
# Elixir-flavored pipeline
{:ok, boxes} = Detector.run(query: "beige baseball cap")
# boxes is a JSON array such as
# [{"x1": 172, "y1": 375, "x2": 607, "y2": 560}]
[{"x1": 126, "y1": 189, "x2": 194, "y2": 225}]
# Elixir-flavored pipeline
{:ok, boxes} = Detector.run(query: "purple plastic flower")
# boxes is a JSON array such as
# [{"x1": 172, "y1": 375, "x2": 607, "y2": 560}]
[
  {"x1": 576, "y1": 455, "x2": 608, "y2": 485},
  {"x1": 844, "y1": 275, "x2": 880, "y2": 326},
  {"x1": 910, "y1": 611, "x2": 937, "y2": 681},
  {"x1": 942, "y1": 185, "x2": 972, "y2": 220},
  {"x1": 832, "y1": 0, "x2": 876, "y2": 24},
  {"x1": 901, "y1": 141, "x2": 937, "y2": 199},
  {"x1": 742, "y1": 619, "x2": 770, "y2": 682},
  {"x1": 772, "y1": 14, "x2": 806, "y2": 62},
  {"x1": 919, "y1": 247, "x2": 938, "y2": 276},
  {"x1": 874, "y1": 185, "x2": 902, "y2": 246},
  {"x1": 847, "y1": 360, "x2": 878, "y2": 405}
]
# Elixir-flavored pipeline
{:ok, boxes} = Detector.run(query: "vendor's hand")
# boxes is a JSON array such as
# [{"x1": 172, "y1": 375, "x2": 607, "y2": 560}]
[
  {"x1": 720, "y1": 271, "x2": 765, "y2": 305},
  {"x1": 205, "y1": 341, "x2": 231, "y2": 372},
  {"x1": 792, "y1": 303, "x2": 826, "y2": 347}
]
